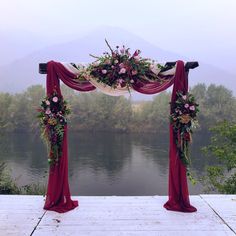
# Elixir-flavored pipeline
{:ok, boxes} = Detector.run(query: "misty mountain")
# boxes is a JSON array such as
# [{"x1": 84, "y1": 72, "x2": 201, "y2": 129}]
[
  {"x1": 0, "y1": 29, "x2": 50, "y2": 66},
  {"x1": 0, "y1": 27, "x2": 235, "y2": 100}
]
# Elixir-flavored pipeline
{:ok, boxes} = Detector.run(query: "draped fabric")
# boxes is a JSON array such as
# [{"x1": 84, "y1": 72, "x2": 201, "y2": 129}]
[{"x1": 43, "y1": 60, "x2": 197, "y2": 213}]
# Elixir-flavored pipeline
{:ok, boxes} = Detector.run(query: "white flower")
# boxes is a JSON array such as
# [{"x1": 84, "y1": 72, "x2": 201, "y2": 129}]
[
  {"x1": 102, "y1": 69, "x2": 107, "y2": 74},
  {"x1": 133, "y1": 55, "x2": 140, "y2": 61},
  {"x1": 119, "y1": 68, "x2": 126, "y2": 74},
  {"x1": 52, "y1": 97, "x2": 58, "y2": 103},
  {"x1": 130, "y1": 79, "x2": 134, "y2": 83},
  {"x1": 114, "y1": 60, "x2": 119, "y2": 64}
]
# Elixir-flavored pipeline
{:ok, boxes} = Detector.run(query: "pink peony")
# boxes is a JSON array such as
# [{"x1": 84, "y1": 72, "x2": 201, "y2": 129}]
[
  {"x1": 189, "y1": 105, "x2": 195, "y2": 111},
  {"x1": 184, "y1": 103, "x2": 189, "y2": 108},
  {"x1": 119, "y1": 68, "x2": 126, "y2": 74},
  {"x1": 52, "y1": 96, "x2": 58, "y2": 103},
  {"x1": 102, "y1": 69, "x2": 107, "y2": 74}
]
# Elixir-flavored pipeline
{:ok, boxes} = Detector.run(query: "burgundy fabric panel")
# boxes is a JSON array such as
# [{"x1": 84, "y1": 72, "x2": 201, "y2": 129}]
[
  {"x1": 43, "y1": 126, "x2": 78, "y2": 213},
  {"x1": 163, "y1": 60, "x2": 197, "y2": 212},
  {"x1": 47, "y1": 61, "x2": 96, "y2": 92},
  {"x1": 44, "y1": 61, "x2": 79, "y2": 213},
  {"x1": 131, "y1": 76, "x2": 174, "y2": 94}
]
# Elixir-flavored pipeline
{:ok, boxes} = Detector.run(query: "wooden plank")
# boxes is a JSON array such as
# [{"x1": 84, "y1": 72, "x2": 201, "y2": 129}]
[
  {"x1": 201, "y1": 194, "x2": 236, "y2": 233},
  {"x1": 0, "y1": 195, "x2": 235, "y2": 236}
]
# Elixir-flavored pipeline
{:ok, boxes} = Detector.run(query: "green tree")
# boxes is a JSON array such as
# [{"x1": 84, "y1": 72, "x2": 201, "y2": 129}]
[{"x1": 201, "y1": 121, "x2": 236, "y2": 193}]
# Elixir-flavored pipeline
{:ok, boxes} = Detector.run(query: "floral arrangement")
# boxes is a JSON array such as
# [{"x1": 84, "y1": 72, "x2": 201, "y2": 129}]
[
  {"x1": 37, "y1": 91, "x2": 70, "y2": 165},
  {"x1": 170, "y1": 92, "x2": 199, "y2": 177},
  {"x1": 75, "y1": 39, "x2": 167, "y2": 90}
]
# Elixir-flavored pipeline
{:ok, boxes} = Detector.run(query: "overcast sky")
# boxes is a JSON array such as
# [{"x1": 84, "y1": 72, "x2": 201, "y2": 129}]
[{"x1": 1, "y1": 0, "x2": 236, "y2": 73}]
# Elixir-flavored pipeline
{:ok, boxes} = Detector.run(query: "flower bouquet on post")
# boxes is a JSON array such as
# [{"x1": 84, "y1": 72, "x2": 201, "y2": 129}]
[
  {"x1": 37, "y1": 91, "x2": 70, "y2": 165},
  {"x1": 170, "y1": 92, "x2": 199, "y2": 183}
]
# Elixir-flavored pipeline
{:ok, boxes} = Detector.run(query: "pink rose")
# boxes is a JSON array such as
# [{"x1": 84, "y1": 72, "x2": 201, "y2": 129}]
[
  {"x1": 184, "y1": 104, "x2": 189, "y2": 108},
  {"x1": 45, "y1": 109, "x2": 51, "y2": 115},
  {"x1": 189, "y1": 105, "x2": 195, "y2": 111},
  {"x1": 119, "y1": 63, "x2": 125, "y2": 68},
  {"x1": 182, "y1": 95, "x2": 187, "y2": 100},
  {"x1": 45, "y1": 100, "x2": 50, "y2": 105},
  {"x1": 102, "y1": 69, "x2": 107, "y2": 74},
  {"x1": 52, "y1": 96, "x2": 58, "y2": 103},
  {"x1": 131, "y1": 70, "x2": 137, "y2": 75},
  {"x1": 119, "y1": 68, "x2": 126, "y2": 74},
  {"x1": 114, "y1": 60, "x2": 119, "y2": 64},
  {"x1": 130, "y1": 79, "x2": 135, "y2": 83}
]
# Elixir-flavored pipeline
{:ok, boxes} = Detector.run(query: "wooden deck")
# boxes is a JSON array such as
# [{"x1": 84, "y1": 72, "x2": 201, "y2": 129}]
[{"x1": 0, "y1": 195, "x2": 236, "y2": 235}]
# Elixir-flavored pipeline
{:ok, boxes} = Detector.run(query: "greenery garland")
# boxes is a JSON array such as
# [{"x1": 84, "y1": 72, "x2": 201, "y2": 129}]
[{"x1": 37, "y1": 91, "x2": 70, "y2": 165}]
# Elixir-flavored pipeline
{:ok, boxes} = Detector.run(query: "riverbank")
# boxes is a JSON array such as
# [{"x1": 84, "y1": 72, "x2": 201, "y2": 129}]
[{"x1": 1, "y1": 195, "x2": 235, "y2": 235}]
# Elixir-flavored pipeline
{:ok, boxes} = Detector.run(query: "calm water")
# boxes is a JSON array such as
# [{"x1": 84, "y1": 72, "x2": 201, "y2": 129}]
[{"x1": 0, "y1": 131, "x2": 213, "y2": 195}]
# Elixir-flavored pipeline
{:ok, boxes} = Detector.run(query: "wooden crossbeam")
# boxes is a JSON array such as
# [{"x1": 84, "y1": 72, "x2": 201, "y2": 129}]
[{"x1": 39, "y1": 61, "x2": 199, "y2": 74}]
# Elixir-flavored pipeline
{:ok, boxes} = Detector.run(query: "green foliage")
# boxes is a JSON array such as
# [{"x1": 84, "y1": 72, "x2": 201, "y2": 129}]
[
  {"x1": 0, "y1": 162, "x2": 46, "y2": 195},
  {"x1": 0, "y1": 162, "x2": 20, "y2": 194},
  {"x1": 201, "y1": 121, "x2": 236, "y2": 193}
]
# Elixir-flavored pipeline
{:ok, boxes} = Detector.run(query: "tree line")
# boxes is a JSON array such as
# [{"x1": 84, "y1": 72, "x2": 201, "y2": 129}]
[{"x1": 0, "y1": 83, "x2": 236, "y2": 133}]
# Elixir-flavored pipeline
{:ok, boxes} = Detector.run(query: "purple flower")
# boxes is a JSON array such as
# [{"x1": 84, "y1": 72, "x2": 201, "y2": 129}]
[
  {"x1": 190, "y1": 105, "x2": 195, "y2": 111},
  {"x1": 52, "y1": 96, "x2": 58, "y2": 103},
  {"x1": 102, "y1": 69, "x2": 107, "y2": 74},
  {"x1": 184, "y1": 103, "x2": 189, "y2": 108}
]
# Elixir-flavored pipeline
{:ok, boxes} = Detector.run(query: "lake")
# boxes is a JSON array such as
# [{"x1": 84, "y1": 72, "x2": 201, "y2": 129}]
[{"x1": 0, "y1": 131, "x2": 213, "y2": 195}]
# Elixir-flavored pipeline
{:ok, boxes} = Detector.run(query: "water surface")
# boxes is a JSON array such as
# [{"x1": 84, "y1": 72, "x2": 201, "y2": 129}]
[{"x1": 0, "y1": 131, "x2": 212, "y2": 195}]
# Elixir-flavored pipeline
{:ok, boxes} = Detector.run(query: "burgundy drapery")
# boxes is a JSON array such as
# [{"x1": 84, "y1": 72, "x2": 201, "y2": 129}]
[{"x1": 44, "y1": 60, "x2": 197, "y2": 213}]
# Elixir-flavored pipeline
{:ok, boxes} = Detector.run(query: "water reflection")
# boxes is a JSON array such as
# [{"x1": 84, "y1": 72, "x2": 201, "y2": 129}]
[{"x1": 0, "y1": 131, "x2": 212, "y2": 195}]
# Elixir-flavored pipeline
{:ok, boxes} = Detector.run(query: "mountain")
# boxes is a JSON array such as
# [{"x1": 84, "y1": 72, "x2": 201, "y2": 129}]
[
  {"x1": 0, "y1": 29, "x2": 49, "y2": 66},
  {"x1": 0, "y1": 27, "x2": 235, "y2": 100}
]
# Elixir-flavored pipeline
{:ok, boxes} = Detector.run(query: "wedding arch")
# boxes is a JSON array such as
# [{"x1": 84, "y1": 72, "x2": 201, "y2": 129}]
[{"x1": 38, "y1": 44, "x2": 199, "y2": 214}]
